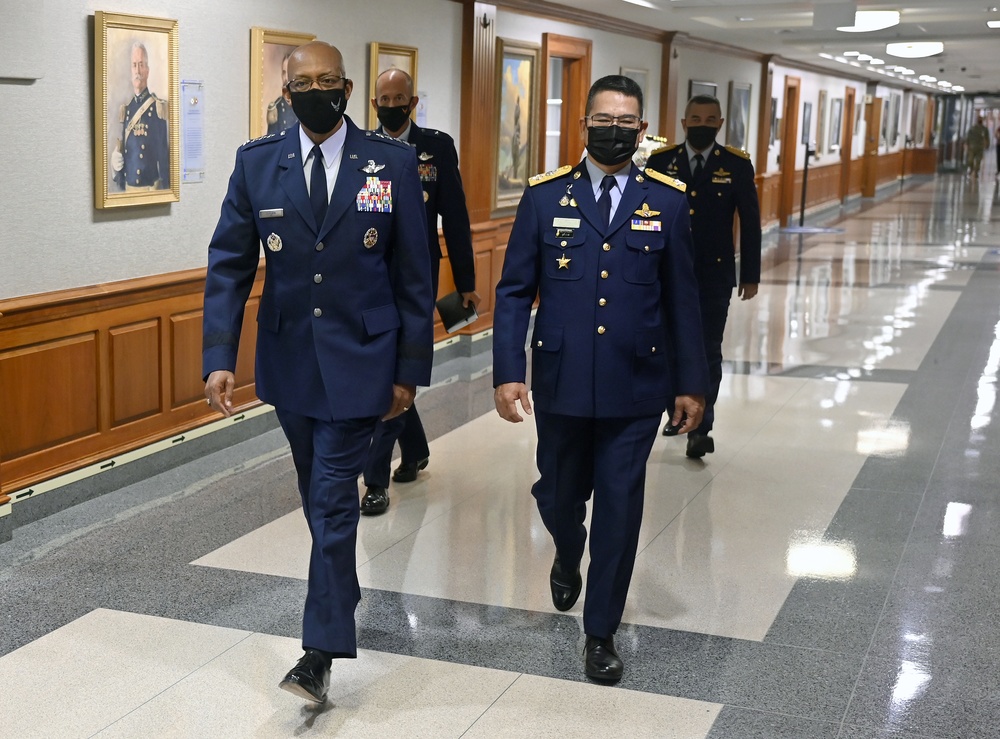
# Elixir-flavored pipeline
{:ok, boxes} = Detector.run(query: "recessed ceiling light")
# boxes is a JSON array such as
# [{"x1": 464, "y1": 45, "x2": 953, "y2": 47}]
[
  {"x1": 737, "y1": 17, "x2": 754, "y2": 22},
  {"x1": 819, "y1": 53, "x2": 835, "y2": 60},
  {"x1": 952, "y1": 85, "x2": 965, "y2": 92},
  {"x1": 838, "y1": 10, "x2": 900, "y2": 32},
  {"x1": 919, "y1": 75, "x2": 937, "y2": 82},
  {"x1": 869, "y1": 58, "x2": 885, "y2": 65},
  {"x1": 843, "y1": 51, "x2": 861, "y2": 56},
  {"x1": 989, "y1": 20, "x2": 1000, "y2": 28},
  {"x1": 857, "y1": 54, "x2": 873, "y2": 61},
  {"x1": 886, "y1": 41, "x2": 944, "y2": 58},
  {"x1": 938, "y1": 81, "x2": 952, "y2": 87},
  {"x1": 622, "y1": 0, "x2": 657, "y2": 7}
]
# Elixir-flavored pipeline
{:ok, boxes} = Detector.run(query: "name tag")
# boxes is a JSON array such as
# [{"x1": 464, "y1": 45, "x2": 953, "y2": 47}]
[
  {"x1": 552, "y1": 217, "x2": 581, "y2": 228},
  {"x1": 712, "y1": 177, "x2": 732, "y2": 184},
  {"x1": 259, "y1": 208, "x2": 284, "y2": 219},
  {"x1": 631, "y1": 219, "x2": 661, "y2": 232}
]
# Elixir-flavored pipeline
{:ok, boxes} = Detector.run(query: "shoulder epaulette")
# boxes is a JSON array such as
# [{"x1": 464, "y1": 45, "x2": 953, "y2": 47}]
[
  {"x1": 650, "y1": 143, "x2": 680, "y2": 157},
  {"x1": 367, "y1": 131, "x2": 410, "y2": 148},
  {"x1": 241, "y1": 132, "x2": 279, "y2": 149},
  {"x1": 644, "y1": 167, "x2": 687, "y2": 193},
  {"x1": 423, "y1": 128, "x2": 453, "y2": 141},
  {"x1": 154, "y1": 95, "x2": 169, "y2": 120},
  {"x1": 724, "y1": 144, "x2": 751, "y2": 160},
  {"x1": 528, "y1": 165, "x2": 572, "y2": 186}
]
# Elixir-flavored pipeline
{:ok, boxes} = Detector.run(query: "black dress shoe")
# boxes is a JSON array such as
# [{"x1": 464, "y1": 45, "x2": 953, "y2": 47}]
[
  {"x1": 361, "y1": 485, "x2": 389, "y2": 516},
  {"x1": 391, "y1": 457, "x2": 429, "y2": 483},
  {"x1": 279, "y1": 649, "x2": 331, "y2": 703},
  {"x1": 584, "y1": 635, "x2": 624, "y2": 682},
  {"x1": 550, "y1": 555, "x2": 582, "y2": 612},
  {"x1": 686, "y1": 433, "x2": 715, "y2": 459}
]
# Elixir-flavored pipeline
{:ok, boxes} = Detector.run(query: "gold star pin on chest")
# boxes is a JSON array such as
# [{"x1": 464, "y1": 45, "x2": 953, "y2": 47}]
[{"x1": 556, "y1": 253, "x2": 571, "y2": 269}]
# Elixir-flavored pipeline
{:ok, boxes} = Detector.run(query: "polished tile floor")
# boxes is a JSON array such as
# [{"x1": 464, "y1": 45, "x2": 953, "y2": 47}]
[{"x1": 2, "y1": 166, "x2": 1000, "y2": 738}]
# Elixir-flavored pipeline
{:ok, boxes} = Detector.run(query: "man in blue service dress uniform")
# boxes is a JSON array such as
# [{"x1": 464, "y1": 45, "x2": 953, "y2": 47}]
[
  {"x1": 359, "y1": 68, "x2": 480, "y2": 515},
  {"x1": 493, "y1": 75, "x2": 708, "y2": 683},
  {"x1": 110, "y1": 41, "x2": 169, "y2": 191},
  {"x1": 645, "y1": 94, "x2": 761, "y2": 458},
  {"x1": 202, "y1": 42, "x2": 433, "y2": 704}
]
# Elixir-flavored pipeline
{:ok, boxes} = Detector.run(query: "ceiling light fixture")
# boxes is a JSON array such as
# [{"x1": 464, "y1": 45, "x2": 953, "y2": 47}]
[
  {"x1": 938, "y1": 81, "x2": 952, "y2": 87},
  {"x1": 869, "y1": 58, "x2": 885, "y2": 65},
  {"x1": 838, "y1": 10, "x2": 900, "y2": 32},
  {"x1": 886, "y1": 41, "x2": 944, "y2": 58},
  {"x1": 989, "y1": 20, "x2": 1000, "y2": 28},
  {"x1": 857, "y1": 54, "x2": 873, "y2": 61},
  {"x1": 622, "y1": 0, "x2": 658, "y2": 8},
  {"x1": 919, "y1": 75, "x2": 937, "y2": 82},
  {"x1": 843, "y1": 51, "x2": 861, "y2": 56},
  {"x1": 952, "y1": 86, "x2": 965, "y2": 92}
]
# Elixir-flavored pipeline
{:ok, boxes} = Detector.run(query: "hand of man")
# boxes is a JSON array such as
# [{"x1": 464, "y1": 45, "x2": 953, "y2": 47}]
[
  {"x1": 205, "y1": 370, "x2": 236, "y2": 418},
  {"x1": 383, "y1": 383, "x2": 416, "y2": 420},
  {"x1": 669, "y1": 394, "x2": 705, "y2": 435},
  {"x1": 461, "y1": 291, "x2": 482, "y2": 309},
  {"x1": 494, "y1": 382, "x2": 532, "y2": 423},
  {"x1": 111, "y1": 147, "x2": 124, "y2": 173},
  {"x1": 738, "y1": 283, "x2": 759, "y2": 300}
]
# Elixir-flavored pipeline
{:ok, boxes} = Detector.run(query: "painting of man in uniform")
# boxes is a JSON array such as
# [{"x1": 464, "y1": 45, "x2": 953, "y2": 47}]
[
  {"x1": 495, "y1": 40, "x2": 536, "y2": 210},
  {"x1": 105, "y1": 27, "x2": 170, "y2": 193},
  {"x1": 261, "y1": 43, "x2": 299, "y2": 136}
]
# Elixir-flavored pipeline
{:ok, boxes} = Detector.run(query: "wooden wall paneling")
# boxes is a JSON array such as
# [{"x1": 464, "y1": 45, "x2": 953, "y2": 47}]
[
  {"x1": 840, "y1": 87, "x2": 856, "y2": 202},
  {"x1": 862, "y1": 97, "x2": 882, "y2": 197},
  {"x1": 460, "y1": 2, "x2": 498, "y2": 223},
  {"x1": 778, "y1": 77, "x2": 801, "y2": 226},
  {"x1": 0, "y1": 334, "x2": 100, "y2": 459},
  {"x1": 170, "y1": 311, "x2": 205, "y2": 409},
  {"x1": 755, "y1": 57, "x2": 774, "y2": 175},
  {"x1": 109, "y1": 319, "x2": 162, "y2": 427}
]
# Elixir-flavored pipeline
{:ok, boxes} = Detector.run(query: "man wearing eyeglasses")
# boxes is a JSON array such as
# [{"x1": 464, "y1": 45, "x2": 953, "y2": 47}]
[
  {"x1": 358, "y1": 68, "x2": 480, "y2": 516},
  {"x1": 202, "y1": 41, "x2": 433, "y2": 704},
  {"x1": 493, "y1": 75, "x2": 708, "y2": 683},
  {"x1": 645, "y1": 94, "x2": 762, "y2": 459}
]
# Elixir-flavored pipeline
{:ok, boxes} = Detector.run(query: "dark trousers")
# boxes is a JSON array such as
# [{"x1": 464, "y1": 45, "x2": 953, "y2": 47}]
[
  {"x1": 532, "y1": 411, "x2": 661, "y2": 639},
  {"x1": 362, "y1": 261, "x2": 440, "y2": 488},
  {"x1": 275, "y1": 409, "x2": 379, "y2": 657},
  {"x1": 696, "y1": 285, "x2": 734, "y2": 435}
]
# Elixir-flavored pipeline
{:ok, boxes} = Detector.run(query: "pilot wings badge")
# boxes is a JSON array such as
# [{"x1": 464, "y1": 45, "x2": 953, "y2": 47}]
[{"x1": 361, "y1": 159, "x2": 386, "y2": 174}]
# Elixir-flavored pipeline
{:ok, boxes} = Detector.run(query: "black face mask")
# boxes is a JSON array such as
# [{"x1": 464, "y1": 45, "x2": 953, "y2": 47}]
[
  {"x1": 587, "y1": 125, "x2": 640, "y2": 167},
  {"x1": 288, "y1": 88, "x2": 347, "y2": 134},
  {"x1": 376, "y1": 102, "x2": 413, "y2": 133},
  {"x1": 686, "y1": 125, "x2": 719, "y2": 151}
]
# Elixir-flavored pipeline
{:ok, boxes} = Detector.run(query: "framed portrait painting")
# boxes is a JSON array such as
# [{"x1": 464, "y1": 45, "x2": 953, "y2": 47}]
[
  {"x1": 769, "y1": 97, "x2": 779, "y2": 147},
  {"x1": 801, "y1": 101, "x2": 813, "y2": 146},
  {"x1": 726, "y1": 81, "x2": 751, "y2": 150},
  {"x1": 368, "y1": 42, "x2": 418, "y2": 130},
  {"x1": 250, "y1": 28, "x2": 315, "y2": 139},
  {"x1": 816, "y1": 89, "x2": 828, "y2": 154},
  {"x1": 93, "y1": 11, "x2": 179, "y2": 209},
  {"x1": 494, "y1": 38, "x2": 539, "y2": 212},
  {"x1": 828, "y1": 97, "x2": 843, "y2": 153},
  {"x1": 689, "y1": 80, "x2": 717, "y2": 101}
]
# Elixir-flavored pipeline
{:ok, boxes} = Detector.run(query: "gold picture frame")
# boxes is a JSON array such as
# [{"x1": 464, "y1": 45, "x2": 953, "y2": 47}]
[
  {"x1": 494, "y1": 38, "x2": 540, "y2": 213},
  {"x1": 368, "y1": 42, "x2": 418, "y2": 130},
  {"x1": 250, "y1": 28, "x2": 316, "y2": 139},
  {"x1": 93, "y1": 11, "x2": 179, "y2": 209}
]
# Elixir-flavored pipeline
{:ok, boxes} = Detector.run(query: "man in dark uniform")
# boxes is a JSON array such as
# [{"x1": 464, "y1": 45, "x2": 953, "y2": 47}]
[
  {"x1": 202, "y1": 42, "x2": 433, "y2": 704},
  {"x1": 266, "y1": 53, "x2": 298, "y2": 135},
  {"x1": 111, "y1": 41, "x2": 170, "y2": 191},
  {"x1": 359, "y1": 68, "x2": 480, "y2": 516},
  {"x1": 645, "y1": 94, "x2": 761, "y2": 458},
  {"x1": 493, "y1": 75, "x2": 708, "y2": 683}
]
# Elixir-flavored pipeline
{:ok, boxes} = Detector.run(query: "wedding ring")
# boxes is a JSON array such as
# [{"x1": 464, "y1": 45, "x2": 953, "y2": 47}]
[
  {"x1": 403, "y1": 406, "x2": 410, "y2": 410},
  {"x1": 206, "y1": 398, "x2": 211, "y2": 405}
]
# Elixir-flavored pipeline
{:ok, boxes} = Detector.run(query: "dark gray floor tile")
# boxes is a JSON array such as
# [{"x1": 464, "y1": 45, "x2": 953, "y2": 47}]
[
  {"x1": 838, "y1": 724, "x2": 950, "y2": 738},
  {"x1": 707, "y1": 706, "x2": 840, "y2": 738},
  {"x1": 844, "y1": 656, "x2": 1000, "y2": 739}
]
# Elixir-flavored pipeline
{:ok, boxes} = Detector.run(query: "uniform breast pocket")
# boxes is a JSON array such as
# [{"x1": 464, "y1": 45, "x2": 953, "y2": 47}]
[
  {"x1": 624, "y1": 232, "x2": 665, "y2": 284},
  {"x1": 542, "y1": 230, "x2": 586, "y2": 280}
]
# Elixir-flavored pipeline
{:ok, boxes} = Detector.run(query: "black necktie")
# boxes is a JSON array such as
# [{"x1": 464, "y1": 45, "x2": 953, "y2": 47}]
[
  {"x1": 693, "y1": 153, "x2": 704, "y2": 180},
  {"x1": 598, "y1": 175, "x2": 616, "y2": 229},
  {"x1": 309, "y1": 145, "x2": 328, "y2": 229}
]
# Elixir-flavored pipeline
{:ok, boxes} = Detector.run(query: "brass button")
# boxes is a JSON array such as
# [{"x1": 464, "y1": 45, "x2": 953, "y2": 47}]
[
  {"x1": 651, "y1": 346, "x2": 657, "y2": 353},
  {"x1": 316, "y1": 242, "x2": 325, "y2": 251},
  {"x1": 690, "y1": 209, "x2": 695, "y2": 215},
  {"x1": 644, "y1": 245, "x2": 650, "y2": 252},
  {"x1": 691, "y1": 190, "x2": 697, "y2": 197},
  {"x1": 603, "y1": 243, "x2": 611, "y2": 252},
  {"x1": 561, "y1": 240, "x2": 567, "y2": 247},
  {"x1": 139, "y1": 154, "x2": 144, "y2": 159},
  {"x1": 536, "y1": 340, "x2": 543, "y2": 347},
  {"x1": 600, "y1": 270, "x2": 609, "y2": 279},
  {"x1": 597, "y1": 326, "x2": 606, "y2": 334},
  {"x1": 314, "y1": 274, "x2": 323, "y2": 284},
  {"x1": 717, "y1": 257, "x2": 722, "y2": 262},
  {"x1": 598, "y1": 298, "x2": 607, "y2": 306},
  {"x1": 313, "y1": 308, "x2": 323, "y2": 317}
]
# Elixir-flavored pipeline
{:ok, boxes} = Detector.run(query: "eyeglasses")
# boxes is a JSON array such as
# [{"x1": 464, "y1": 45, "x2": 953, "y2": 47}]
[
  {"x1": 586, "y1": 114, "x2": 642, "y2": 130},
  {"x1": 286, "y1": 76, "x2": 349, "y2": 93}
]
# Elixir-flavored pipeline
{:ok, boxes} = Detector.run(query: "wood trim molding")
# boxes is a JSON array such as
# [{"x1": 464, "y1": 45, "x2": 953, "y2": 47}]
[
  {"x1": 755, "y1": 57, "x2": 775, "y2": 175},
  {"x1": 539, "y1": 33, "x2": 592, "y2": 169},
  {"x1": 673, "y1": 33, "x2": 766, "y2": 63},
  {"x1": 485, "y1": 0, "x2": 666, "y2": 42},
  {"x1": 460, "y1": 1, "x2": 499, "y2": 223}
]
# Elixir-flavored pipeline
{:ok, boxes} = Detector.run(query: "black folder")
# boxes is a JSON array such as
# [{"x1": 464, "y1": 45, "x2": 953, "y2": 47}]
[{"x1": 435, "y1": 291, "x2": 479, "y2": 333}]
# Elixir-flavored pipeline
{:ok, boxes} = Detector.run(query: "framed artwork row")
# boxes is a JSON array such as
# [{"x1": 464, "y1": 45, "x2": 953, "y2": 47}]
[
  {"x1": 494, "y1": 38, "x2": 539, "y2": 213},
  {"x1": 249, "y1": 28, "x2": 315, "y2": 140}
]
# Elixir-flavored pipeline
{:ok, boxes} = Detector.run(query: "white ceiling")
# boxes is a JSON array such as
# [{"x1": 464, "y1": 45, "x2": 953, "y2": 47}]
[{"x1": 543, "y1": 0, "x2": 1000, "y2": 98}]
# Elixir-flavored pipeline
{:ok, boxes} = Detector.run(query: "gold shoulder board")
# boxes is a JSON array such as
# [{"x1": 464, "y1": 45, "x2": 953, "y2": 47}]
[
  {"x1": 528, "y1": 164, "x2": 572, "y2": 187},
  {"x1": 644, "y1": 168, "x2": 687, "y2": 193},
  {"x1": 724, "y1": 144, "x2": 750, "y2": 160},
  {"x1": 649, "y1": 143, "x2": 679, "y2": 157},
  {"x1": 153, "y1": 95, "x2": 169, "y2": 121}
]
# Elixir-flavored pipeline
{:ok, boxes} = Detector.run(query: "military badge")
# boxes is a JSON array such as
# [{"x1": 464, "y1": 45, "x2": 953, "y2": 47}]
[
  {"x1": 634, "y1": 203, "x2": 660, "y2": 218},
  {"x1": 361, "y1": 160, "x2": 386, "y2": 174},
  {"x1": 556, "y1": 254, "x2": 571, "y2": 269},
  {"x1": 418, "y1": 163, "x2": 438, "y2": 182},
  {"x1": 356, "y1": 177, "x2": 393, "y2": 212},
  {"x1": 631, "y1": 219, "x2": 662, "y2": 232},
  {"x1": 266, "y1": 233, "x2": 282, "y2": 252},
  {"x1": 423, "y1": 190, "x2": 429, "y2": 202},
  {"x1": 364, "y1": 228, "x2": 378, "y2": 249},
  {"x1": 418, "y1": 152, "x2": 434, "y2": 161}
]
